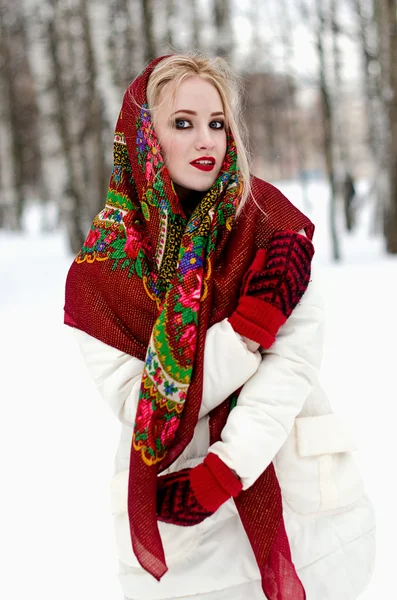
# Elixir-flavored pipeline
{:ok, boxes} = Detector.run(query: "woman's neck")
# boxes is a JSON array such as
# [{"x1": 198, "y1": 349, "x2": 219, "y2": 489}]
[{"x1": 174, "y1": 184, "x2": 206, "y2": 220}]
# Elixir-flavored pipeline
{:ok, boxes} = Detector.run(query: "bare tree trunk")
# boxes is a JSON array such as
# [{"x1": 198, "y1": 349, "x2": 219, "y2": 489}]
[
  {"x1": 0, "y1": 1, "x2": 48, "y2": 230},
  {"x1": 108, "y1": 0, "x2": 141, "y2": 91},
  {"x1": 164, "y1": 0, "x2": 175, "y2": 49},
  {"x1": 280, "y1": 0, "x2": 311, "y2": 207},
  {"x1": 120, "y1": 0, "x2": 137, "y2": 73},
  {"x1": 140, "y1": 0, "x2": 156, "y2": 63},
  {"x1": 80, "y1": 0, "x2": 109, "y2": 216},
  {"x1": 316, "y1": 0, "x2": 341, "y2": 260},
  {"x1": 375, "y1": 0, "x2": 393, "y2": 236},
  {"x1": 47, "y1": 0, "x2": 85, "y2": 253},
  {"x1": 213, "y1": 0, "x2": 233, "y2": 59},
  {"x1": 354, "y1": 0, "x2": 392, "y2": 237},
  {"x1": 0, "y1": 2, "x2": 26, "y2": 229},
  {"x1": 107, "y1": 0, "x2": 122, "y2": 91},
  {"x1": 0, "y1": 4, "x2": 11, "y2": 228},
  {"x1": 331, "y1": 0, "x2": 356, "y2": 231},
  {"x1": 245, "y1": 1, "x2": 272, "y2": 177},
  {"x1": 277, "y1": 0, "x2": 302, "y2": 180},
  {"x1": 353, "y1": 0, "x2": 385, "y2": 231},
  {"x1": 249, "y1": 0, "x2": 263, "y2": 65},
  {"x1": 22, "y1": 4, "x2": 52, "y2": 230},
  {"x1": 386, "y1": 0, "x2": 397, "y2": 252},
  {"x1": 354, "y1": 0, "x2": 382, "y2": 157},
  {"x1": 0, "y1": 87, "x2": 7, "y2": 228},
  {"x1": 191, "y1": 0, "x2": 201, "y2": 51}
]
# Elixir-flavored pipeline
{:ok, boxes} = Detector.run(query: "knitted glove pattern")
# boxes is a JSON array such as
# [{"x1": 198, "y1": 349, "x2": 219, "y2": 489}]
[
  {"x1": 228, "y1": 230, "x2": 314, "y2": 349},
  {"x1": 157, "y1": 453, "x2": 242, "y2": 526}
]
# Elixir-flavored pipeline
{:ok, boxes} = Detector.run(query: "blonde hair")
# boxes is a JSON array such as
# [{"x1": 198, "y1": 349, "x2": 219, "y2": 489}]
[{"x1": 146, "y1": 54, "x2": 251, "y2": 211}]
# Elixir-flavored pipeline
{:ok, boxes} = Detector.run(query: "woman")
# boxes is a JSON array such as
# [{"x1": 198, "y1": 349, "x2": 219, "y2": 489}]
[{"x1": 64, "y1": 55, "x2": 372, "y2": 600}]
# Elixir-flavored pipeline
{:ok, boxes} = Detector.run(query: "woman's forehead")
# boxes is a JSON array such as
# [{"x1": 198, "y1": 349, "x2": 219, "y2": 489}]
[{"x1": 159, "y1": 76, "x2": 224, "y2": 114}]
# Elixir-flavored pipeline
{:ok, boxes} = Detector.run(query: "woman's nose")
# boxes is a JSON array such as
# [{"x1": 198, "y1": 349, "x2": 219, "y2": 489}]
[{"x1": 194, "y1": 127, "x2": 215, "y2": 151}]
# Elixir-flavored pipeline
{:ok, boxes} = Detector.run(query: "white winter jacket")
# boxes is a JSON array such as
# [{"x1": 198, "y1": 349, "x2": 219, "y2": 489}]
[{"x1": 73, "y1": 271, "x2": 375, "y2": 600}]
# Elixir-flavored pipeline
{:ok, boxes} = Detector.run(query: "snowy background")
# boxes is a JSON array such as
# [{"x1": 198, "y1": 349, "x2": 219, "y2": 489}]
[{"x1": 1, "y1": 179, "x2": 394, "y2": 599}]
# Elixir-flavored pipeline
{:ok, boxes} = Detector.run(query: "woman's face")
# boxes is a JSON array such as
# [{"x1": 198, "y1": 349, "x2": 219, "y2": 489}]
[{"x1": 154, "y1": 76, "x2": 227, "y2": 197}]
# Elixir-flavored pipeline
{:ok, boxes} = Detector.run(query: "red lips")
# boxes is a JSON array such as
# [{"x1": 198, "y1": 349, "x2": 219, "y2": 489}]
[{"x1": 190, "y1": 156, "x2": 216, "y2": 172}]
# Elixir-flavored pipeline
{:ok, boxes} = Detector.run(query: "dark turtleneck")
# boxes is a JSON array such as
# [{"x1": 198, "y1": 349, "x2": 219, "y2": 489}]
[{"x1": 173, "y1": 184, "x2": 207, "y2": 221}]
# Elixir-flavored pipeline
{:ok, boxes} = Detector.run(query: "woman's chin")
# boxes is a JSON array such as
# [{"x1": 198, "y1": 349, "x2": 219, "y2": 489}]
[{"x1": 175, "y1": 176, "x2": 218, "y2": 195}]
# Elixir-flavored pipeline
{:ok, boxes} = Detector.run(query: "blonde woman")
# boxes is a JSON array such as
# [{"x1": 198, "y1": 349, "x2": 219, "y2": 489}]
[{"x1": 64, "y1": 55, "x2": 373, "y2": 599}]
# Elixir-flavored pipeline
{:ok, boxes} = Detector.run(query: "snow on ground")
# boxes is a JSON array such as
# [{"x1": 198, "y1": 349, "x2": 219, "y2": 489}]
[{"x1": 1, "y1": 180, "x2": 395, "y2": 599}]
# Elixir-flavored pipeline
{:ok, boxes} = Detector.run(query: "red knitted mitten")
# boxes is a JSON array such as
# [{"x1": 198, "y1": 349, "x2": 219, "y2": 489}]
[
  {"x1": 156, "y1": 453, "x2": 242, "y2": 526},
  {"x1": 228, "y1": 230, "x2": 314, "y2": 349}
]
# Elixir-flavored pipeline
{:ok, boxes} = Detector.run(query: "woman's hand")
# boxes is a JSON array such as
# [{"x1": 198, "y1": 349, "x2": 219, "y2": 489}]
[
  {"x1": 241, "y1": 337, "x2": 260, "y2": 353},
  {"x1": 157, "y1": 453, "x2": 242, "y2": 526},
  {"x1": 228, "y1": 230, "x2": 314, "y2": 350}
]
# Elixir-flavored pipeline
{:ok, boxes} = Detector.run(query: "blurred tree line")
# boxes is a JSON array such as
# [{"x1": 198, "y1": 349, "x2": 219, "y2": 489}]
[{"x1": 0, "y1": 0, "x2": 397, "y2": 258}]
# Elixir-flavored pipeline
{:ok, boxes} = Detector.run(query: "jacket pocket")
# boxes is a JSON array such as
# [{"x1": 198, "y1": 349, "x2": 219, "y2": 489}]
[
  {"x1": 274, "y1": 413, "x2": 364, "y2": 515},
  {"x1": 109, "y1": 469, "x2": 203, "y2": 568}
]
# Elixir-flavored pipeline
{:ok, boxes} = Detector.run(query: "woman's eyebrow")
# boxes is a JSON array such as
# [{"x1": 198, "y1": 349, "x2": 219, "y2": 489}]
[{"x1": 171, "y1": 110, "x2": 225, "y2": 117}]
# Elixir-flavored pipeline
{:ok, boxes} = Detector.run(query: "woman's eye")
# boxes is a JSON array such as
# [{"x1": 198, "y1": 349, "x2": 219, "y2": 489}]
[
  {"x1": 209, "y1": 120, "x2": 225, "y2": 130},
  {"x1": 175, "y1": 119, "x2": 191, "y2": 129}
]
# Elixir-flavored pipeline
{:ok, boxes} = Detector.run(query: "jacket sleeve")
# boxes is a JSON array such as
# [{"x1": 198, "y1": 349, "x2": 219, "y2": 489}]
[
  {"x1": 72, "y1": 320, "x2": 261, "y2": 428},
  {"x1": 208, "y1": 268, "x2": 325, "y2": 490}
]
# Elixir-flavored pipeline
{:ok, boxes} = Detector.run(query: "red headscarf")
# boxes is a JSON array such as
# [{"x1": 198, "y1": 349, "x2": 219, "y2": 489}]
[{"x1": 65, "y1": 56, "x2": 313, "y2": 599}]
